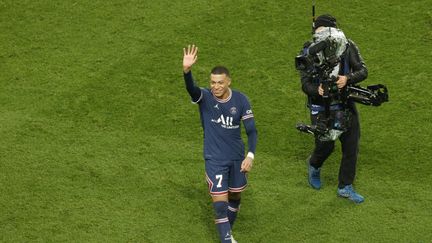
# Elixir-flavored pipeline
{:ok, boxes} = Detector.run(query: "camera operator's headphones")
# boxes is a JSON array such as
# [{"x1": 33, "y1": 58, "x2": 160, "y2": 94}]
[{"x1": 313, "y1": 14, "x2": 338, "y2": 31}]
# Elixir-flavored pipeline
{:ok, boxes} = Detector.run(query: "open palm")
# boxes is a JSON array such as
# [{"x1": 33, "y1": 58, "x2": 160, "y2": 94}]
[{"x1": 183, "y1": 44, "x2": 198, "y2": 72}]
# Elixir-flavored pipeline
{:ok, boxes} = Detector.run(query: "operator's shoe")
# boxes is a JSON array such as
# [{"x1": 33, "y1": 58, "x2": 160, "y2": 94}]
[
  {"x1": 337, "y1": 184, "x2": 365, "y2": 204},
  {"x1": 231, "y1": 235, "x2": 237, "y2": 243},
  {"x1": 308, "y1": 163, "x2": 321, "y2": 190}
]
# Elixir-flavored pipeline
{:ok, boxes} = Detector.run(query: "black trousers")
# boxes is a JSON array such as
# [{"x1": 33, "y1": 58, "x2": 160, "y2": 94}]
[{"x1": 309, "y1": 110, "x2": 360, "y2": 188}]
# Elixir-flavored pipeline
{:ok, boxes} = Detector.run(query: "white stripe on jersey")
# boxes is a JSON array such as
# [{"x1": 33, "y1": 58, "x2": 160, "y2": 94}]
[
  {"x1": 215, "y1": 217, "x2": 229, "y2": 224},
  {"x1": 191, "y1": 88, "x2": 204, "y2": 104},
  {"x1": 228, "y1": 206, "x2": 239, "y2": 212},
  {"x1": 241, "y1": 114, "x2": 254, "y2": 120}
]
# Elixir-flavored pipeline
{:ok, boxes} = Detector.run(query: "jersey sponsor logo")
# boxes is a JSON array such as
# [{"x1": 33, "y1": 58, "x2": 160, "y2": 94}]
[
  {"x1": 242, "y1": 109, "x2": 254, "y2": 120},
  {"x1": 230, "y1": 107, "x2": 237, "y2": 115},
  {"x1": 214, "y1": 103, "x2": 219, "y2": 110},
  {"x1": 211, "y1": 114, "x2": 239, "y2": 129}
]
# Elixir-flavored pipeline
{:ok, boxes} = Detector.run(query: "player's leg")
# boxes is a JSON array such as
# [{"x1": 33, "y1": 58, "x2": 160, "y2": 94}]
[
  {"x1": 227, "y1": 160, "x2": 247, "y2": 228},
  {"x1": 212, "y1": 195, "x2": 233, "y2": 243},
  {"x1": 227, "y1": 192, "x2": 241, "y2": 228},
  {"x1": 205, "y1": 160, "x2": 233, "y2": 243}
]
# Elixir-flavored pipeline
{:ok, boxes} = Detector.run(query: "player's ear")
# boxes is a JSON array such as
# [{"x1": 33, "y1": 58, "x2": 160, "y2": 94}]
[{"x1": 226, "y1": 76, "x2": 231, "y2": 86}]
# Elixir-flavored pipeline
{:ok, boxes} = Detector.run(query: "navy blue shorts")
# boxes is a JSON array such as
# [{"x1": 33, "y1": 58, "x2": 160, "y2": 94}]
[{"x1": 205, "y1": 159, "x2": 248, "y2": 196}]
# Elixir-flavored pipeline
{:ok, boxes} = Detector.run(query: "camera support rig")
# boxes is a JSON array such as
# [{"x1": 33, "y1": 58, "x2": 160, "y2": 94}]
[{"x1": 295, "y1": 2, "x2": 389, "y2": 139}]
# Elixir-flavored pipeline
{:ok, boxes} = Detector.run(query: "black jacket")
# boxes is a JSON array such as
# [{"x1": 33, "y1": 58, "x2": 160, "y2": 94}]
[{"x1": 300, "y1": 39, "x2": 368, "y2": 107}]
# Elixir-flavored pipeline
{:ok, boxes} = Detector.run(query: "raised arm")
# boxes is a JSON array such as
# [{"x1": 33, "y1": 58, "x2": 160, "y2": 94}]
[
  {"x1": 183, "y1": 44, "x2": 198, "y2": 73},
  {"x1": 182, "y1": 45, "x2": 201, "y2": 102}
]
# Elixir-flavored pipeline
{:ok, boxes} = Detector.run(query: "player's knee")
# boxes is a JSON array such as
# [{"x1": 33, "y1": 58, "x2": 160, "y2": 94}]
[
  {"x1": 213, "y1": 201, "x2": 228, "y2": 219},
  {"x1": 228, "y1": 192, "x2": 241, "y2": 200}
]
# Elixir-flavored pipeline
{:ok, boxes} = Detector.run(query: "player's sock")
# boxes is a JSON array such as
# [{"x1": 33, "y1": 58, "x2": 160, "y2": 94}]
[
  {"x1": 227, "y1": 198, "x2": 240, "y2": 228},
  {"x1": 213, "y1": 201, "x2": 232, "y2": 243}
]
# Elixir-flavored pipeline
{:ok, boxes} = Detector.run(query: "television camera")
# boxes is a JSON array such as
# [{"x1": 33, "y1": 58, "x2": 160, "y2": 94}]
[{"x1": 295, "y1": 27, "x2": 388, "y2": 140}]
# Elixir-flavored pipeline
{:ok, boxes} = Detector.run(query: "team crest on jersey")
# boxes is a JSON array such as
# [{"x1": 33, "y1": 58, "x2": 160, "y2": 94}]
[{"x1": 230, "y1": 107, "x2": 237, "y2": 115}]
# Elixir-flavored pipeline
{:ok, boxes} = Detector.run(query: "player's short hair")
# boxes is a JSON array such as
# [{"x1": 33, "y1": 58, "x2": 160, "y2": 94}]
[{"x1": 211, "y1": 66, "x2": 230, "y2": 78}]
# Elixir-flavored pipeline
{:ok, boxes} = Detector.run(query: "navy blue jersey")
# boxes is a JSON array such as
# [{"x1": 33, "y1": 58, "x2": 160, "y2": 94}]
[
  {"x1": 194, "y1": 88, "x2": 254, "y2": 161},
  {"x1": 184, "y1": 71, "x2": 257, "y2": 161}
]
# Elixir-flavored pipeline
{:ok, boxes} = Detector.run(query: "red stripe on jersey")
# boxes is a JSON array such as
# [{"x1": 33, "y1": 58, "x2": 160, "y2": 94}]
[
  {"x1": 206, "y1": 173, "x2": 229, "y2": 195},
  {"x1": 229, "y1": 184, "x2": 247, "y2": 192}
]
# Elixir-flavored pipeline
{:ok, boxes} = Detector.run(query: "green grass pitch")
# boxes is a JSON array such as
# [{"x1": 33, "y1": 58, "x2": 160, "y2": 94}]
[{"x1": 1, "y1": 0, "x2": 431, "y2": 242}]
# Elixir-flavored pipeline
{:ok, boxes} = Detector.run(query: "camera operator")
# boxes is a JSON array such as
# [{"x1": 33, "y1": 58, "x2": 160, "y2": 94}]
[{"x1": 299, "y1": 14, "x2": 368, "y2": 203}]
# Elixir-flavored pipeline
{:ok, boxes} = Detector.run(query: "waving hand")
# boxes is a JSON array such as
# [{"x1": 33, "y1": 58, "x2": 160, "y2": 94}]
[{"x1": 183, "y1": 44, "x2": 198, "y2": 73}]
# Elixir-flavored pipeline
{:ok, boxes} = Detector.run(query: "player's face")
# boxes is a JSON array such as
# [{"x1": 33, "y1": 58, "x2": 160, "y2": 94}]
[{"x1": 210, "y1": 74, "x2": 231, "y2": 99}]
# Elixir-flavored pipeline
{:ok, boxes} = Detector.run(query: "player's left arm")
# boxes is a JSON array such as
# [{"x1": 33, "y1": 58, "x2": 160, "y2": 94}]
[{"x1": 240, "y1": 102, "x2": 257, "y2": 173}]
